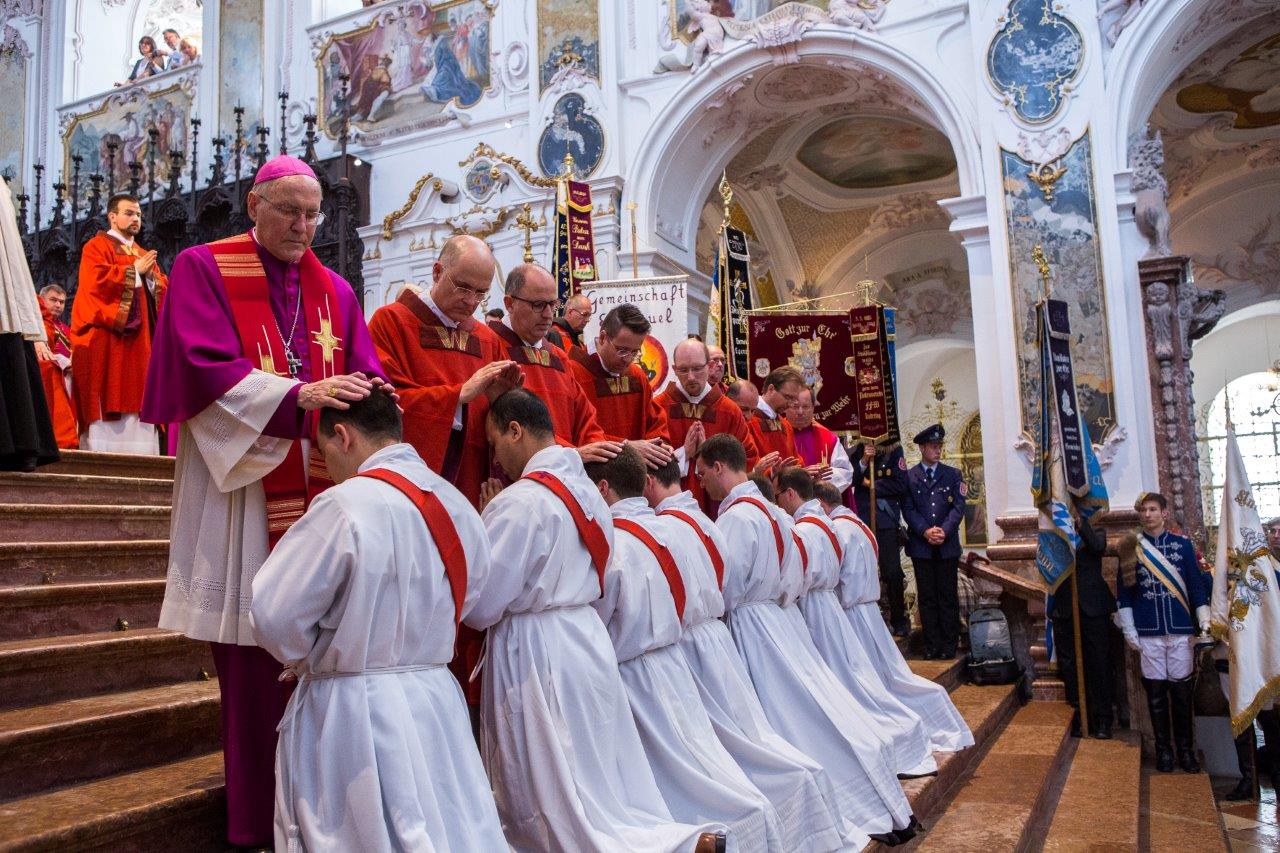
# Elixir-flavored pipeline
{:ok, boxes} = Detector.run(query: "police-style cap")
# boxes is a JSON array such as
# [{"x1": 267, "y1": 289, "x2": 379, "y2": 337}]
[{"x1": 914, "y1": 423, "x2": 945, "y2": 445}]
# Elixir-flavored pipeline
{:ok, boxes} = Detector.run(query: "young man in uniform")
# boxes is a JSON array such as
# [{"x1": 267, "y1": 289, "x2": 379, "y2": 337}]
[{"x1": 902, "y1": 424, "x2": 966, "y2": 659}]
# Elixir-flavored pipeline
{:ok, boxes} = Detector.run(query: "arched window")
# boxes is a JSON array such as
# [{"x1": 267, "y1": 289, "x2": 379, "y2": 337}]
[{"x1": 1199, "y1": 372, "x2": 1280, "y2": 526}]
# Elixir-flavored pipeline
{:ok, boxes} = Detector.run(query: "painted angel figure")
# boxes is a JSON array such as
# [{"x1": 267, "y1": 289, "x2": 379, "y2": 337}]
[
  {"x1": 828, "y1": 0, "x2": 887, "y2": 33},
  {"x1": 1098, "y1": 0, "x2": 1144, "y2": 47},
  {"x1": 686, "y1": 0, "x2": 729, "y2": 70}
]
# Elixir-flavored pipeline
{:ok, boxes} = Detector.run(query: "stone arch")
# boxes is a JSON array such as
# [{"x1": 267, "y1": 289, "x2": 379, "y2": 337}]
[
  {"x1": 1106, "y1": 0, "x2": 1276, "y2": 169},
  {"x1": 626, "y1": 29, "x2": 982, "y2": 270}
]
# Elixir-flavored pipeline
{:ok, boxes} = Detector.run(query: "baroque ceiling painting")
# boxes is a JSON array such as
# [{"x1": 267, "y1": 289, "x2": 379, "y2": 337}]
[
  {"x1": 1176, "y1": 31, "x2": 1280, "y2": 130},
  {"x1": 795, "y1": 115, "x2": 956, "y2": 189}
]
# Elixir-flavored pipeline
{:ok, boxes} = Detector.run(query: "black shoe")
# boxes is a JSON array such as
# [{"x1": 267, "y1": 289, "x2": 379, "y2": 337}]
[
  {"x1": 1091, "y1": 719, "x2": 1113, "y2": 740},
  {"x1": 1226, "y1": 774, "x2": 1255, "y2": 801},
  {"x1": 1156, "y1": 747, "x2": 1175, "y2": 773},
  {"x1": 1178, "y1": 749, "x2": 1202, "y2": 773},
  {"x1": 892, "y1": 816, "x2": 923, "y2": 844}
]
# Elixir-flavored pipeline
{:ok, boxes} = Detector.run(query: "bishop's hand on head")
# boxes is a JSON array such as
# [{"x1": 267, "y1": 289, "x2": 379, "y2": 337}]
[
  {"x1": 752, "y1": 450, "x2": 782, "y2": 476},
  {"x1": 631, "y1": 437, "x2": 674, "y2": 469},
  {"x1": 578, "y1": 440, "x2": 623, "y2": 464},
  {"x1": 298, "y1": 372, "x2": 375, "y2": 411},
  {"x1": 460, "y1": 360, "x2": 523, "y2": 405}
]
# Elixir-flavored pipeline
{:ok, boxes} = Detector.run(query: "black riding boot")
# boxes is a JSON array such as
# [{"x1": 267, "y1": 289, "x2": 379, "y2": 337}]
[
  {"x1": 1169, "y1": 677, "x2": 1201, "y2": 773},
  {"x1": 1227, "y1": 728, "x2": 1257, "y2": 801},
  {"x1": 1144, "y1": 678, "x2": 1174, "y2": 772}
]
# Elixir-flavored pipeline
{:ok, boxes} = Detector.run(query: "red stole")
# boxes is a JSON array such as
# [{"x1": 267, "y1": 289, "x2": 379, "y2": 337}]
[
  {"x1": 834, "y1": 511, "x2": 878, "y2": 558},
  {"x1": 659, "y1": 508, "x2": 725, "y2": 589},
  {"x1": 725, "y1": 495, "x2": 784, "y2": 564},
  {"x1": 358, "y1": 468, "x2": 468, "y2": 625},
  {"x1": 798, "y1": 515, "x2": 843, "y2": 562},
  {"x1": 522, "y1": 470, "x2": 610, "y2": 595},
  {"x1": 791, "y1": 532, "x2": 809, "y2": 574},
  {"x1": 615, "y1": 518, "x2": 687, "y2": 623},
  {"x1": 207, "y1": 232, "x2": 344, "y2": 547}
]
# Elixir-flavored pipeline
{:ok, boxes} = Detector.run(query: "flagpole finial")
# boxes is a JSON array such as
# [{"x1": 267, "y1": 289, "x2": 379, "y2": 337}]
[
  {"x1": 719, "y1": 171, "x2": 733, "y2": 227},
  {"x1": 561, "y1": 152, "x2": 577, "y2": 181},
  {"x1": 1225, "y1": 385, "x2": 1235, "y2": 431},
  {"x1": 1033, "y1": 244, "x2": 1052, "y2": 301}
]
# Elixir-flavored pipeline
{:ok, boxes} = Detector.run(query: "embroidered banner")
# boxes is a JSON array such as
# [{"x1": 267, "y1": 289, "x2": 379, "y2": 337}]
[
  {"x1": 713, "y1": 225, "x2": 754, "y2": 380},
  {"x1": 553, "y1": 179, "x2": 597, "y2": 302},
  {"x1": 848, "y1": 305, "x2": 900, "y2": 445},
  {"x1": 1044, "y1": 299, "x2": 1088, "y2": 495},
  {"x1": 745, "y1": 310, "x2": 856, "y2": 432}
]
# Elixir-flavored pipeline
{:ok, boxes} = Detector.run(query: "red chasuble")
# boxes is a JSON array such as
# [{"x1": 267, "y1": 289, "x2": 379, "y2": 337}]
[
  {"x1": 206, "y1": 232, "x2": 344, "y2": 545},
  {"x1": 655, "y1": 381, "x2": 759, "y2": 514},
  {"x1": 70, "y1": 231, "x2": 168, "y2": 426},
  {"x1": 368, "y1": 291, "x2": 504, "y2": 506},
  {"x1": 748, "y1": 409, "x2": 798, "y2": 463},
  {"x1": 486, "y1": 320, "x2": 606, "y2": 446},
  {"x1": 567, "y1": 349, "x2": 669, "y2": 442},
  {"x1": 40, "y1": 306, "x2": 79, "y2": 448}
]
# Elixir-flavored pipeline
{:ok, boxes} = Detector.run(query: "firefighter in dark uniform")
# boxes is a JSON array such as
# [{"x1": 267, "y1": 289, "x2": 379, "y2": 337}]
[
  {"x1": 903, "y1": 424, "x2": 966, "y2": 659},
  {"x1": 851, "y1": 437, "x2": 911, "y2": 636}
]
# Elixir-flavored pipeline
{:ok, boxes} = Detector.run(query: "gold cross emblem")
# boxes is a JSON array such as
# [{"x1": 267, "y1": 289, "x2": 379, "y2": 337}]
[{"x1": 313, "y1": 316, "x2": 342, "y2": 372}]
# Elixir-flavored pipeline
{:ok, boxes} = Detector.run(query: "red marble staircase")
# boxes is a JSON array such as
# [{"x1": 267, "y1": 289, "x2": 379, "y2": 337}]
[{"x1": 0, "y1": 452, "x2": 226, "y2": 853}]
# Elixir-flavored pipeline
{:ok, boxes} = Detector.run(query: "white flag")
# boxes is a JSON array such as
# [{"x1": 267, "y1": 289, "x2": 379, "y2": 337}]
[{"x1": 1210, "y1": 425, "x2": 1280, "y2": 736}]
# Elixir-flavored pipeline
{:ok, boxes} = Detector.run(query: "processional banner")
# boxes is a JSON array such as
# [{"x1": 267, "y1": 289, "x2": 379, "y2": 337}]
[
  {"x1": 849, "y1": 305, "x2": 901, "y2": 445},
  {"x1": 709, "y1": 225, "x2": 754, "y2": 379},
  {"x1": 581, "y1": 275, "x2": 689, "y2": 390},
  {"x1": 552, "y1": 179, "x2": 597, "y2": 302},
  {"x1": 745, "y1": 311, "x2": 857, "y2": 432}
]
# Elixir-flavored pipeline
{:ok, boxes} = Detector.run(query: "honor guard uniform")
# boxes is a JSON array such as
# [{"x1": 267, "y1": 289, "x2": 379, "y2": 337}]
[
  {"x1": 902, "y1": 424, "x2": 966, "y2": 659},
  {"x1": 851, "y1": 439, "x2": 910, "y2": 636},
  {"x1": 1115, "y1": 492, "x2": 1210, "y2": 774}
]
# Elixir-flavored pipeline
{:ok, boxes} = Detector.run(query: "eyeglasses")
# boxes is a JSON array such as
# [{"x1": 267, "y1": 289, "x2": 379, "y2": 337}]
[
  {"x1": 511, "y1": 294, "x2": 562, "y2": 314},
  {"x1": 449, "y1": 277, "x2": 489, "y2": 302},
  {"x1": 256, "y1": 194, "x2": 326, "y2": 227},
  {"x1": 673, "y1": 363, "x2": 708, "y2": 375}
]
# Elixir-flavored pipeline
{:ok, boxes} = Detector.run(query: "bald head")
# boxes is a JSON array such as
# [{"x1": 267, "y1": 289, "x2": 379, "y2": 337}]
[
  {"x1": 562, "y1": 293, "x2": 594, "y2": 332},
  {"x1": 726, "y1": 379, "x2": 759, "y2": 419},
  {"x1": 707, "y1": 344, "x2": 728, "y2": 384},
  {"x1": 673, "y1": 338, "x2": 711, "y2": 397},
  {"x1": 504, "y1": 263, "x2": 559, "y2": 343},
  {"x1": 431, "y1": 234, "x2": 495, "y2": 324}
]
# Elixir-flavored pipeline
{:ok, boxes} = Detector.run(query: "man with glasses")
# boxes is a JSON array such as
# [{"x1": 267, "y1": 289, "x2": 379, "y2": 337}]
[
  {"x1": 656, "y1": 338, "x2": 759, "y2": 515},
  {"x1": 369, "y1": 234, "x2": 521, "y2": 507},
  {"x1": 141, "y1": 154, "x2": 389, "y2": 848},
  {"x1": 547, "y1": 292, "x2": 593, "y2": 357},
  {"x1": 567, "y1": 303, "x2": 673, "y2": 468},
  {"x1": 486, "y1": 263, "x2": 616, "y2": 461},
  {"x1": 747, "y1": 367, "x2": 804, "y2": 475}
]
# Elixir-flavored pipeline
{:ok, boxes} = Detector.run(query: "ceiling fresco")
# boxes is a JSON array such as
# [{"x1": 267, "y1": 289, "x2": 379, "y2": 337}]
[{"x1": 795, "y1": 114, "x2": 957, "y2": 190}]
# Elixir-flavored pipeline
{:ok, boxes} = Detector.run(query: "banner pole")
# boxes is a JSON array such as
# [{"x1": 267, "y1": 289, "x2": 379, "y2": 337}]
[
  {"x1": 869, "y1": 449, "x2": 878, "y2": 532},
  {"x1": 1070, "y1": 570, "x2": 1090, "y2": 736}
]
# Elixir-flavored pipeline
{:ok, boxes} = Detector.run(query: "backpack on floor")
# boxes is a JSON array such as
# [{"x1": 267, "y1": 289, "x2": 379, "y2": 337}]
[{"x1": 966, "y1": 607, "x2": 1022, "y2": 686}]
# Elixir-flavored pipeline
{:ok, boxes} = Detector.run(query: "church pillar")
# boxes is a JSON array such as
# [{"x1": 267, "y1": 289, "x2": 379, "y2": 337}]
[{"x1": 1137, "y1": 256, "x2": 1225, "y2": 542}]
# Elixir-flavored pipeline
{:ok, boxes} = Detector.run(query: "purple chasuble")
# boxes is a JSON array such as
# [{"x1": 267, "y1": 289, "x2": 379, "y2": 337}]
[{"x1": 141, "y1": 235, "x2": 384, "y2": 438}]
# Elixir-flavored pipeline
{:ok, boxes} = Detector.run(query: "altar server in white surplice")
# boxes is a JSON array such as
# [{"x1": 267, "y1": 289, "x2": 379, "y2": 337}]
[
  {"x1": 586, "y1": 446, "x2": 784, "y2": 852},
  {"x1": 694, "y1": 434, "x2": 917, "y2": 846},
  {"x1": 249, "y1": 392, "x2": 506, "y2": 853},
  {"x1": 473, "y1": 389, "x2": 724, "y2": 853},
  {"x1": 815, "y1": 482, "x2": 974, "y2": 753},
  {"x1": 777, "y1": 467, "x2": 938, "y2": 779},
  {"x1": 646, "y1": 458, "x2": 847, "y2": 853}
]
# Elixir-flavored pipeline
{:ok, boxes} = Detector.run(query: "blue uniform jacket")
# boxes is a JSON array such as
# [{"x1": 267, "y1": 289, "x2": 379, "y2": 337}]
[
  {"x1": 902, "y1": 462, "x2": 965, "y2": 560},
  {"x1": 851, "y1": 443, "x2": 908, "y2": 532},
  {"x1": 1116, "y1": 530, "x2": 1208, "y2": 636}
]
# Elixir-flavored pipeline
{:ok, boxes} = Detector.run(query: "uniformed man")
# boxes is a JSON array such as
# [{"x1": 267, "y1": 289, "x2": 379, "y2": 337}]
[
  {"x1": 851, "y1": 437, "x2": 911, "y2": 636},
  {"x1": 902, "y1": 424, "x2": 966, "y2": 660}
]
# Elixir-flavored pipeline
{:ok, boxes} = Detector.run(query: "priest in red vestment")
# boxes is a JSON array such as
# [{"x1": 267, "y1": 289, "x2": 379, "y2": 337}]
[
  {"x1": 708, "y1": 343, "x2": 729, "y2": 388},
  {"x1": 748, "y1": 366, "x2": 803, "y2": 464},
  {"x1": 788, "y1": 385, "x2": 854, "y2": 498},
  {"x1": 141, "y1": 155, "x2": 388, "y2": 848},
  {"x1": 488, "y1": 263, "x2": 614, "y2": 457},
  {"x1": 71, "y1": 193, "x2": 167, "y2": 454},
  {"x1": 567, "y1": 303, "x2": 673, "y2": 467},
  {"x1": 656, "y1": 338, "x2": 759, "y2": 514},
  {"x1": 368, "y1": 235, "x2": 521, "y2": 506},
  {"x1": 37, "y1": 285, "x2": 78, "y2": 448},
  {"x1": 546, "y1": 292, "x2": 592, "y2": 358}
]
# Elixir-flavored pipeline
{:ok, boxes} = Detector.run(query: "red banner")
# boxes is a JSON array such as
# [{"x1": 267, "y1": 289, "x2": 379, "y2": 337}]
[
  {"x1": 745, "y1": 311, "x2": 857, "y2": 432},
  {"x1": 566, "y1": 181, "x2": 597, "y2": 292},
  {"x1": 848, "y1": 305, "x2": 899, "y2": 445}
]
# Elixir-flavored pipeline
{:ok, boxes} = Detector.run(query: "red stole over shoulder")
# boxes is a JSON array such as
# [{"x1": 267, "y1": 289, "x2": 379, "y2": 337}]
[
  {"x1": 522, "y1": 470, "x2": 611, "y2": 595},
  {"x1": 615, "y1": 517, "x2": 687, "y2": 622},
  {"x1": 207, "y1": 232, "x2": 344, "y2": 547}
]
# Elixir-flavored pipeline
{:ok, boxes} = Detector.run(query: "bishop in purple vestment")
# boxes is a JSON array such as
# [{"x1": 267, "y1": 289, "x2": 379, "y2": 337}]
[{"x1": 141, "y1": 155, "x2": 387, "y2": 847}]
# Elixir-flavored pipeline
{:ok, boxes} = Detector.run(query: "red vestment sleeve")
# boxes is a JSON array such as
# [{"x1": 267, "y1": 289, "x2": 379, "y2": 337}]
[
  {"x1": 639, "y1": 376, "x2": 669, "y2": 441},
  {"x1": 71, "y1": 235, "x2": 135, "y2": 336},
  {"x1": 722, "y1": 400, "x2": 761, "y2": 467}
]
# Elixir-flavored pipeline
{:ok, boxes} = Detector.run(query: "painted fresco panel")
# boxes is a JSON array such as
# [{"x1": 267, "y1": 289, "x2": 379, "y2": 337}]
[
  {"x1": 219, "y1": 0, "x2": 264, "y2": 134},
  {"x1": 537, "y1": 93, "x2": 604, "y2": 178},
  {"x1": 796, "y1": 115, "x2": 956, "y2": 190},
  {"x1": 318, "y1": 1, "x2": 491, "y2": 143},
  {"x1": 537, "y1": 0, "x2": 600, "y2": 93},
  {"x1": 1001, "y1": 131, "x2": 1116, "y2": 442},
  {"x1": 64, "y1": 84, "x2": 192, "y2": 190},
  {"x1": 0, "y1": 51, "x2": 26, "y2": 191}
]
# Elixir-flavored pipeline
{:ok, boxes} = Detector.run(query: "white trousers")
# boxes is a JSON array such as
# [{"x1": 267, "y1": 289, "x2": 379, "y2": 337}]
[{"x1": 1138, "y1": 634, "x2": 1193, "y2": 680}]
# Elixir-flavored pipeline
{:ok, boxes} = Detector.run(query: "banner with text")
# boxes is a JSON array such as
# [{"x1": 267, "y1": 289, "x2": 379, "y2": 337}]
[
  {"x1": 745, "y1": 311, "x2": 857, "y2": 432},
  {"x1": 552, "y1": 180, "x2": 597, "y2": 302},
  {"x1": 849, "y1": 305, "x2": 901, "y2": 445},
  {"x1": 711, "y1": 226, "x2": 754, "y2": 380},
  {"x1": 582, "y1": 275, "x2": 689, "y2": 390}
]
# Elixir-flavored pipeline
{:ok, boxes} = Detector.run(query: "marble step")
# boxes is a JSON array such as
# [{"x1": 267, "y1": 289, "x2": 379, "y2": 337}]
[
  {"x1": 912, "y1": 701, "x2": 1076, "y2": 851},
  {"x1": 0, "y1": 472, "x2": 172, "y2": 506},
  {"x1": 0, "y1": 680, "x2": 221, "y2": 802},
  {"x1": 39, "y1": 450, "x2": 175, "y2": 481},
  {"x1": 0, "y1": 540, "x2": 169, "y2": 586},
  {"x1": 0, "y1": 629, "x2": 212, "y2": 712},
  {"x1": 0, "y1": 751, "x2": 224, "y2": 853},
  {"x1": 1141, "y1": 764, "x2": 1229, "y2": 851},
  {"x1": 904, "y1": 656, "x2": 966, "y2": 694},
  {"x1": 0, "y1": 580, "x2": 166, "y2": 641},
  {"x1": 0, "y1": 504, "x2": 171, "y2": 542},
  {"x1": 1043, "y1": 732, "x2": 1143, "y2": 850}
]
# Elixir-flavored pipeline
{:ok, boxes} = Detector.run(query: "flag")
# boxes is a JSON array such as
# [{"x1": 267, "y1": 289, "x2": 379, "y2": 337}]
[
  {"x1": 1033, "y1": 300, "x2": 1108, "y2": 595},
  {"x1": 1210, "y1": 425, "x2": 1280, "y2": 736}
]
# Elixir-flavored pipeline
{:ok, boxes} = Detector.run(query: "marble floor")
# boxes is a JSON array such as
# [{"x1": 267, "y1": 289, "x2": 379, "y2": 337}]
[{"x1": 1214, "y1": 778, "x2": 1280, "y2": 852}]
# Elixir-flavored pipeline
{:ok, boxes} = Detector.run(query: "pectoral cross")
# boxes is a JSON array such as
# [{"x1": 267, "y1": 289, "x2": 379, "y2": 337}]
[{"x1": 285, "y1": 349, "x2": 303, "y2": 378}]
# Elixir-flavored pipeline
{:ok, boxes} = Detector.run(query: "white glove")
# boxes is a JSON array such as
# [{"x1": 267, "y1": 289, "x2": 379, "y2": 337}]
[
  {"x1": 1114, "y1": 607, "x2": 1140, "y2": 651},
  {"x1": 1196, "y1": 605, "x2": 1211, "y2": 635}
]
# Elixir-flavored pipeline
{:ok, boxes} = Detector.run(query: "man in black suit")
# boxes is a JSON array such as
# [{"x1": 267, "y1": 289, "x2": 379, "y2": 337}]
[
  {"x1": 851, "y1": 438, "x2": 911, "y2": 636},
  {"x1": 1051, "y1": 513, "x2": 1116, "y2": 739},
  {"x1": 902, "y1": 424, "x2": 965, "y2": 659}
]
